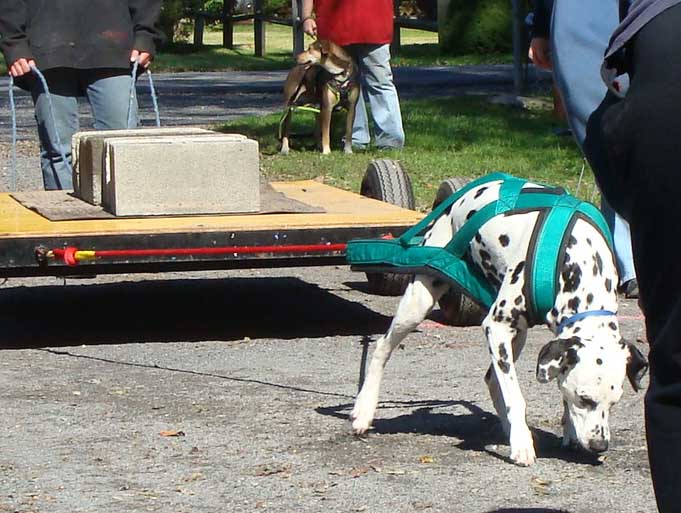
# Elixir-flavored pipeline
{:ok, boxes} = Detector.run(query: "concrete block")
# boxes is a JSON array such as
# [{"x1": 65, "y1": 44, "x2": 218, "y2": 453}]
[
  {"x1": 72, "y1": 128, "x2": 245, "y2": 205},
  {"x1": 101, "y1": 135, "x2": 260, "y2": 216}
]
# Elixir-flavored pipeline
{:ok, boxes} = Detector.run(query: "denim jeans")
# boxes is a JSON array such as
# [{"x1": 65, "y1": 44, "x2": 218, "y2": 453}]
[
  {"x1": 344, "y1": 44, "x2": 405, "y2": 149},
  {"x1": 551, "y1": 0, "x2": 636, "y2": 285},
  {"x1": 601, "y1": 196, "x2": 636, "y2": 285},
  {"x1": 30, "y1": 68, "x2": 138, "y2": 190}
]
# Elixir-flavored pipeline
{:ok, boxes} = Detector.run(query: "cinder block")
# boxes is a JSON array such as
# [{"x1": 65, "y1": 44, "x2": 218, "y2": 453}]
[
  {"x1": 72, "y1": 128, "x2": 245, "y2": 205},
  {"x1": 101, "y1": 135, "x2": 260, "y2": 216}
]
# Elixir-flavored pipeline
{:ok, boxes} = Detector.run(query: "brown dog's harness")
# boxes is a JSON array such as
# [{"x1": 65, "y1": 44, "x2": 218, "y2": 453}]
[{"x1": 326, "y1": 71, "x2": 357, "y2": 109}]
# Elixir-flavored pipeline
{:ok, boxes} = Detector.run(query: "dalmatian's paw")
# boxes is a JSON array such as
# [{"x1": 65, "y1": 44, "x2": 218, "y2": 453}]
[
  {"x1": 511, "y1": 445, "x2": 537, "y2": 466},
  {"x1": 510, "y1": 428, "x2": 536, "y2": 466},
  {"x1": 350, "y1": 397, "x2": 375, "y2": 435}
]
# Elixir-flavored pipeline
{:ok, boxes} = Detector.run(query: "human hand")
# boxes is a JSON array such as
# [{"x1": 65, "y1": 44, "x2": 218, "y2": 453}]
[
  {"x1": 9, "y1": 58, "x2": 36, "y2": 77},
  {"x1": 302, "y1": 17, "x2": 317, "y2": 37},
  {"x1": 528, "y1": 37, "x2": 552, "y2": 71},
  {"x1": 130, "y1": 49, "x2": 153, "y2": 68}
]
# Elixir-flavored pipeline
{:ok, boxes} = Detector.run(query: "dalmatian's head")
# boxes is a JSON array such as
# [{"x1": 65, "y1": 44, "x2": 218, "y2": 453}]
[{"x1": 536, "y1": 335, "x2": 648, "y2": 453}]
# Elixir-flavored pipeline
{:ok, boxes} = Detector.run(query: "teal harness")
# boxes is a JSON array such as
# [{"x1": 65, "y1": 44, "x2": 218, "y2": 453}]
[{"x1": 346, "y1": 173, "x2": 614, "y2": 324}]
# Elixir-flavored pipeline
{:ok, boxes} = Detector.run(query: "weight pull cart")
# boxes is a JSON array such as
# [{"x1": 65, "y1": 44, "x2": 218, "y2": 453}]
[{"x1": 0, "y1": 160, "x2": 418, "y2": 286}]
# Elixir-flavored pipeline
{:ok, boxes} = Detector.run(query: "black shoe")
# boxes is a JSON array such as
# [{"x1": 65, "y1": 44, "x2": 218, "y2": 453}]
[{"x1": 619, "y1": 279, "x2": 639, "y2": 299}]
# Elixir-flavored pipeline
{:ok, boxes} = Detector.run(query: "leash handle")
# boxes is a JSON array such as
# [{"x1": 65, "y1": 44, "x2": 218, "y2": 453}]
[
  {"x1": 127, "y1": 59, "x2": 161, "y2": 129},
  {"x1": 7, "y1": 61, "x2": 161, "y2": 192},
  {"x1": 146, "y1": 68, "x2": 161, "y2": 127},
  {"x1": 29, "y1": 64, "x2": 74, "y2": 178}
]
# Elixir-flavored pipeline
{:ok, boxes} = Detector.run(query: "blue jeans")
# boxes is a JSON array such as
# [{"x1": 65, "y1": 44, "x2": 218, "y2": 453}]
[
  {"x1": 344, "y1": 44, "x2": 405, "y2": 149},
  {"x1": 551, "y1": 0, "x2": 636, "y2": 286},
  {"x1": 30, "y1": 68, "x2": 138, "y2": 190},
  {"x1": 601, "y1": 196, "x2": 636, "y2": 284}
]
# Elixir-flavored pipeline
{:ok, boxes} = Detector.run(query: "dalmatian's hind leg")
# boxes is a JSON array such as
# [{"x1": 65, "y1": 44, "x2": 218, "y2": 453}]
[{"x1": 351, "y1": 275, "x2": 449, "y2": 434}]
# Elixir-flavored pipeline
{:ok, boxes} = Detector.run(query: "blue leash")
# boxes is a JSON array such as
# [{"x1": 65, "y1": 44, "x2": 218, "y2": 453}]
[{"x1": 7, "y1": 60, "x2": 161, "y2": 192}]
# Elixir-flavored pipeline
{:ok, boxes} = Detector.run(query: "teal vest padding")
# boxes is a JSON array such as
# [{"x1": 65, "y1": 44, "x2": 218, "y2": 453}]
[{"x1": 346, "y1": 173, "x2": 614, "y2": 323}]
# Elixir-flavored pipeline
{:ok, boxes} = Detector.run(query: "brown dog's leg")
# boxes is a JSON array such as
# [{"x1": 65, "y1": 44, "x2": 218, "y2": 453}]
[
  {"x1": 280, "y1": 109, "x2": 292, "y2": 155},
  {"x1": 344, "y1": 87, "x2": 360, "y2": 154},
  {"x1": 320, "y1": 89, "x2": 335, "y2": 154}
]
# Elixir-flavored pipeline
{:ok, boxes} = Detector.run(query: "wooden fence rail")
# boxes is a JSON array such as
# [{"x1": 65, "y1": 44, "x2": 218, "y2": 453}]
[
  {"x1": 192, "y1": 0, "x2": 437, "y2": 57},
  {"x1": 191, "y1": 0, "x2": 528, "y2": 93}
]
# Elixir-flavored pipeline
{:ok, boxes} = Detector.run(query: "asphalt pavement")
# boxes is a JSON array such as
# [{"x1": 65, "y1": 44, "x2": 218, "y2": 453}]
[{"x1": 0, "y1": 66, "x2": 655, "y2": 513}]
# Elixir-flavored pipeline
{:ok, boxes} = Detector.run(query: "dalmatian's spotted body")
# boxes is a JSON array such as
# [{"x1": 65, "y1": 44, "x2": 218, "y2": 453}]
[{"x1": 350, "y1": 178, "x2": 647, "y2": 466}]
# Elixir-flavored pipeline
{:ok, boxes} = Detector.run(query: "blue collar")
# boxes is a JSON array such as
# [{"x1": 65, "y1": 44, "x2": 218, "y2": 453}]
[{"x1": 557, "y1": 310, "x2": 618, "y2": 334}]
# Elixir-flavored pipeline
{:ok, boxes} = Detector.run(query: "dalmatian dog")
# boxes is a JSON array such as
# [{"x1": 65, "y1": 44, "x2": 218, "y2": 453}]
[{"x1": 350, "y1": 177, "x2": 648, "y2": 466}]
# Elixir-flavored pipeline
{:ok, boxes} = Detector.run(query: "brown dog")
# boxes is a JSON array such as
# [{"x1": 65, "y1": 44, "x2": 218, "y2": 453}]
[{"x1": 279, "y1": 40, "x2": 360, "y2": 155}]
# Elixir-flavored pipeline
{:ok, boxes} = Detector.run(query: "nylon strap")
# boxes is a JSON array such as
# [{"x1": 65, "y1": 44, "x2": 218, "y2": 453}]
[
  {"x1": 445, "y1": 176, "x2": 526, "y2": 256},
  {"x1": 348, "y1": 175, "x2": 614, "y2": 320},
  {"x1": 398, "y1": 172, "x2": 509, "y2": 247}
]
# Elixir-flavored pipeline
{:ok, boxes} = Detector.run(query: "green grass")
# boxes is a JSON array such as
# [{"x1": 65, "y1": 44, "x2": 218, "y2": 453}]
[
  {"x1": 0, "y1": 23, "x2": 512, "y2": 74},
  {"x1": 217, "y1": 95, "x2": 593, "y2": 211},
  {"x1": 152, "y1": 23, "x2": 512, "y2": 72}
]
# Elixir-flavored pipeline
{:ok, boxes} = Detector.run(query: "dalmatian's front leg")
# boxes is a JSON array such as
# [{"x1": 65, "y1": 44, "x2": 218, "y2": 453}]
[
  {"x1": 561, "y1": 401, "x2": 579, "y2": 449},
  {"x1": 482, "y1": 312, "x2": 536, "y2": 466},
  {"x1": 484, "y1": 328, "x2": 528, "y2": 436},
  {"x1": 351, "y1": 275, "x2": 448, "y2": 434}
]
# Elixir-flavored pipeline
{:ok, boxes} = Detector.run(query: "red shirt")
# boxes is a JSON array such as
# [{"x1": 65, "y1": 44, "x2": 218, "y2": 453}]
[{"x1": 315, "y1": 0, "x2": 394, "y2": 46}]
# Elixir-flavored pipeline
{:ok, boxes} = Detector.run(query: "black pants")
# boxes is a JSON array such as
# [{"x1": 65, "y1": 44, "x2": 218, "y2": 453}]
[{"x1": 600, "y1": 4, "x2": 681, "y2": 512}]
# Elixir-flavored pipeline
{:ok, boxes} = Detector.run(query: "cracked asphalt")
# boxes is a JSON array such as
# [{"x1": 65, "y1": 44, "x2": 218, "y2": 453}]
[{"x1": 0, "y1": 66, "x2": 656, "y2": 513}]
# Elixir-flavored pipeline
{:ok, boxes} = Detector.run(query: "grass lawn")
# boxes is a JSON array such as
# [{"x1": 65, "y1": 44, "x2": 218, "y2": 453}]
[
  {"x1": 217, "y1": 95, "x2": 594, "y2": 211},
  {"x1": 0, "y1": 23, "x2": 512, "y2": 74},
  {"x1": 152, "y1": 23, "x2": 512, "y2": 72}
]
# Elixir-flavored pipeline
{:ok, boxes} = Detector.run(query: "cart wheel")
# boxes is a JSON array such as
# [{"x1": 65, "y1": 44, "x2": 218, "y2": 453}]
[
  {"x1": 432, "y1": 176, "x2": 486, "y2": 326},
  {"x1": 433, "y1": 177, "x2": 479, "y2": 210},
  {"x1": 360, "y1": 159, "x2": 415, "y2": 296},
  {"x1": 361, "y1": 159, "x2": 415, "y2": 210}
]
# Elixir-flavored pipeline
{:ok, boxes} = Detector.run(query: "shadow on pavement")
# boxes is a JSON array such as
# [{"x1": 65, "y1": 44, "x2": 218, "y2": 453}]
[
  {"x1": 0, "y1": 277, "x2": 391, "y2": 349},
  {"x1": 485, "y1": 510, "x2": 572, "y2": 513},
  {"x1": 317, "y1": 399, "x2": 603, "y2": 466}
]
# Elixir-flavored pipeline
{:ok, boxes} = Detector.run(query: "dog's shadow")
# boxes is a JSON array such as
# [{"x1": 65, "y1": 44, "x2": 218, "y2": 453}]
[
  {"x1": 485, "y1": 510, "x2": 572, "y2": 513},
  {"x1": 317, "y1": 394, "x2": 602, "y2": 465}
]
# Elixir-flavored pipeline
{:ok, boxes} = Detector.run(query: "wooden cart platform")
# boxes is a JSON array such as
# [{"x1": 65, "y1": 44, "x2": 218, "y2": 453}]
[{"x1": 0, "y1": 180, "x2": 423, "y2": 278}]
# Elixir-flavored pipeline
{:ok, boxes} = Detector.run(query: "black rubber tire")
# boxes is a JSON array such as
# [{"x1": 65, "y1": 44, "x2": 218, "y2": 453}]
[
  {"x1": 432, "y1": 177, "x2": 473, "y2": 211},
  {"x1": 360, "y1": 159, "x2": 415, "y2": 296},
  {"x1": 432, "y1": 176, "x2": 487, "y2": 326},
  {"x1": 360, "y1": 159, "x2": 415, "y2": 210}
]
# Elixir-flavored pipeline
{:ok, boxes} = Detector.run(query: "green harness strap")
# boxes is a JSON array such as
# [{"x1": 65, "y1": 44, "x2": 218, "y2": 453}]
[
  {"x1": 277, "y1": 105, "x2": 321, "y2": 141},
  {"x1": 346, "y1": 174, "x2": 613, "y2": 322}
]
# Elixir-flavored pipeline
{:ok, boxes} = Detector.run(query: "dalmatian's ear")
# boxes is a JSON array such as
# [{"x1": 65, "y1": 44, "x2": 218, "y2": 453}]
[
  {"x1": 536, "y1": 337, "x2": 582, "y2": 383},
  {"x1": 622, "y1": 338, "x2": 649, "y2": 391}
]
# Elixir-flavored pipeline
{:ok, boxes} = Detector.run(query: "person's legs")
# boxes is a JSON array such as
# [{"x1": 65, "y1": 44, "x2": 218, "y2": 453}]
[
  {"x1": 348, "y1": 44, "x2": 404, "y2": 149},
  {"x1": 600, "y1": 196, "x2": 636, "y2": 290},
  {"x1": 601, "y1": 5, "x2": 681, "y2": 511},
  {"x1": 551, "y1": 0, "x2": 619, "y2": 145},
  {"x1": 30, "y1": 68, "x2": 79, "y2": 190},
  {"x1": 351, "y1": 86, "x2": 371, "y2": 148},
  {"x1": 551, "y1": 0, "x2": 636, "y2": 287},
  {"x1": 83, "y1": 68, "x2": 138, "y2": 130}
]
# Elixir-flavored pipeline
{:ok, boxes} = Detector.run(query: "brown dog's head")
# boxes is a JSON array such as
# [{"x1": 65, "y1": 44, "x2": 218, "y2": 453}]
[{"x1": 295, "y1": 40, "x2": 354, "y2": 75}]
